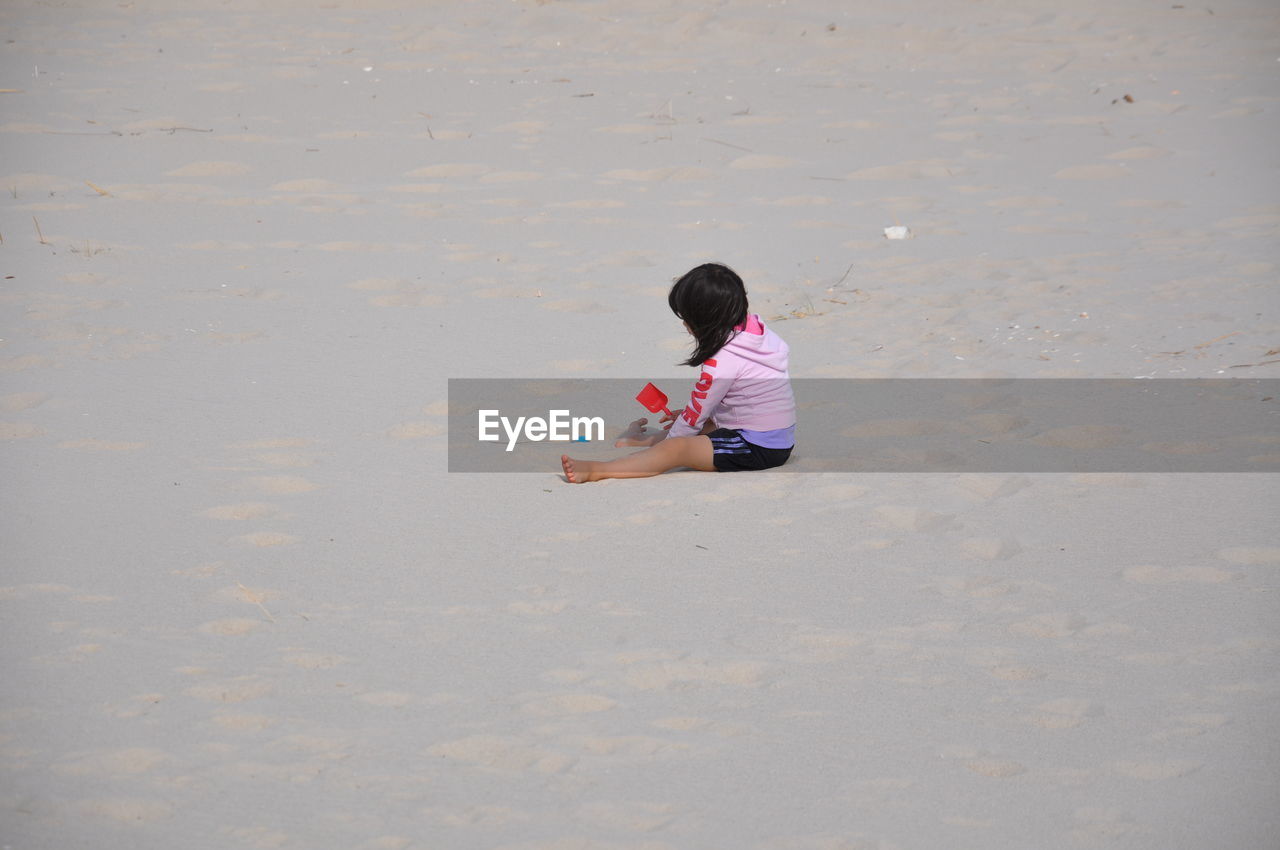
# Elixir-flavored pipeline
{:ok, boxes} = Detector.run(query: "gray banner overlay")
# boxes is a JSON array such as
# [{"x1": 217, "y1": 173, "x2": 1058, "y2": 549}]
[{"x1": 448, "y1": 379, "x2": 1280, "y2": 473}]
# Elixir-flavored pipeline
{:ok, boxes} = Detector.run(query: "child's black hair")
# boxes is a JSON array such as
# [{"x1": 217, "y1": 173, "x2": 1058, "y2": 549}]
[{"x1": 668, "y1": 263, "x2": 749, "y2": 367}]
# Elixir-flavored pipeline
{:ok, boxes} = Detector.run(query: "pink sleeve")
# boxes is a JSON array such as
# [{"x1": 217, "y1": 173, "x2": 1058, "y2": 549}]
[{"x1": 666, "y1": 358, "x2": 731, "y2": 438}]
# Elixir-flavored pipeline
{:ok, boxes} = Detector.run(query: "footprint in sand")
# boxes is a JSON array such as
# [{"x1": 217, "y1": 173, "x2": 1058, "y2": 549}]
[
  {"x1": 602, "y1": 167, "x2": 714, "y2": 182},
  {"x1": 594, "y1": 122, "x2": 664, "y2": 135},
  {"x1": 58, "y1": 439, "x2": 146, "y2": 451},
  {"x1": 356, "y1": 691, "x2": 413, "y2": 707},
  {"x1": 201, "y1": 503, "x2": 279, "y2": 521},
  {"x1": 222, "y1": 826, "x2": 292, "y2": 848},
  {"x1": 959, "y1": 537, "x2": 1022, "y2": 560},
  {"x1": 1026, "y1": 698, "x2": 1102, "y2": 730},
  {"x1": 34, "y1": 643, "x2": 103, "y2": 666},
  {"x1": 874, "y1": 505, "x2": 957, "y2": 533},
  {"x1": 1139, "y1": 441, "x2": 1220, "y2": 455},
  {"x1": 539, "y1": 298, "x2": 615, "y2": 314},
  {"x1": 576, "y1": 736, "x2": 677, "y2": 758},
  {"x1": 253, "y1": 451, "x2": 314, "y2": 468},
  {"x1": 270, "y1": 178, "x2": 344, "y2": 193},
  {"x1": 213, "y1": 713, "x2": 274, "y2": 731},
  {"x1": 0, "y1": 391, "x2": 50, "y2": 412},
  {"x1": 105, "y1": 692, "x2": 165, "y2": 719},
  {"x1": 404, "y1": 163, "x2": 489, "y2": 179},
  {"x1": 197, "y1": 81, "x2": 243, "y2": 93},
  {"x1": 1008, "y1": 613, "x2": 1087, "y2": 639},
  {"x1": 428, "y1": 735, "x2": 574, "y2": 774},
  {"x1": 938, "y1": 575, "x2": 1019, "y2": 599},
  {"x1": 422, "y1": 804, "x2": 530, "y2": 828},
  {"x1": 316, "y1": 129, "x2": 381, "y2": 140},
  {"x1": 846, "y1": 160, "x2": 961, "y2": 179},
  {"x1": 843, "y1": 417, "x2": 953, "y2": 438},
  {"x1": 507, "y1": 599, "x2": 570, "y2": 615},
  {"x1": 809, "y1": 483, "x2": 868, "y2": 501},
  {"x1": 0, "y1": 422, "x2": 44, "y2": 439},
  {"x1": 232, "y1": 437, "x2": 309, "y2": 451},
  {"x1": 574, "y1": 801, "x2": 680, "y2": 832},
  {"x1": 356, "y1": 838, "x2": 413, "y2": 850},
  {"x1": 763, "y1": 194, "x2": 833, "y2": 207},
  {"x1": 267, "y1": 733, "x2": 351, "y2": 758},
  {"x1": 479, "y1": 171, "x2": 541, "y2": 184},
  {"x1": 282, "y1": 652, "x2": 344, "y2": 670},
  {"x1": 966, "y1": 759, "x2": 1027, "y2": 778},
  {"x1": 1030, "y1": 425, "x2": 1127, "y2": 449},
  {"x1": 1122, "y1": 565, "x2": 1237, "y2": 584},
  {"x1": 1069, "y1": 473, "x2": 1144, "y2": 488},
  {"x1": 54, "y1": 747, "x2": 169, "y2": 776},
  {"x1": 1072, "y1": 808, "x2": 1151, "y2": 841},
  {"x1": 248, "y1": 475, "x2": 319, "y2": 494},
  {"x1": 521, "y1": 693, "x2": 617, "y2": 716},
  {"x1": 1112, "y1": 760, "x2": 1201, "y2": 780},
  {"x1": 389, "y1": 183, "x2": 445, "y2": 194},
  {"x1": 986, "y1": 195, "x2": 1063, "y2": 209},
  {"x1": 1119, "y1": 651, "x2": 1185, "y2": 666},
  {"x1": 622, "y1": 658, "x2": 766, "y2": 691},
  {"x1": 165, "y1": 161, "x2": 252, "y2": 177},
  {"x1": 956, "y1": 474, "x2": 1030, "y2": 501},
  {"x1": 388, "y1": 422, "x2": 445, "y2": 439},
  {"x1": 234, "y1": 532, "x2": 299, "y2": 548},
  {"x1": 198, "y1": 618, "x2": 263, "y2": 636},
  {"x1": 0, "y1": 583, "x2": 73, "y2": 600},
  {"x1": 728, "y1": 154, "x2": 797, "y2": 170},
  {"x1": 1106, "y1": 146, "x2": 1172, "y2": 160},
  {"x1": 650, "y1": 716, "x2": 709, "y2": 731},
  {"x1": 353, "y1": 281, "x2": 446, "y2": 308},
  {"x1": 784, "y1": 630, "x2": 868, "y2": 663},
  {"x1": 551, "y1": 198, "x2": 628, "y2": 210},
  {"x1": 185, "y1": 677, "x2": 273, "y2": 703},
  {"x1": 541, "y1": 668, "x2": 591, "y2": 685},
  {"x1": 1054, "y1": 164, "x2": 1130, "y2": 180},
  {"x1": 1149, "y1": 713, "x2": 1229, "y2": 742},
  {"x1": 77, "y1": 797, "x2": 174, "y2": 824},
  {"x1": 988, "y1": 665, "x2": 1047, "y2": 681},
  {"x1": 1216, "y1": 546, "x2": 1280, "y2": 564},
  {"x1": 348, "y1": 276, "x2": 411, "y2": 291}
]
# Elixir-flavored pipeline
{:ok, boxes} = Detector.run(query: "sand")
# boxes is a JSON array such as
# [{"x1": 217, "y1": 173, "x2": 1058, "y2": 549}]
[{"x1": 1, "y1": 0, "x2": 1278, "y2": 847}]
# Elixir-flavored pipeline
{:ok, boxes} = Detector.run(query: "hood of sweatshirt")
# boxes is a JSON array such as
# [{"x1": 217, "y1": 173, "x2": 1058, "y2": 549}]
[{"x1": 724, "y1": 314, "x2": 790, "y2": 372}]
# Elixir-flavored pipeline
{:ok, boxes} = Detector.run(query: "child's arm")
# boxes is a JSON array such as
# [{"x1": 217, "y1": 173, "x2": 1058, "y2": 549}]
[
  {"x1": 667, "y1": 362, "x2": 732, "y2": 438},
  {"x1": 660, "y1": 410, "x2": 716, "y2": 435},
  {"x1": 615, "y1": 411, "x2": 715, "y2": 448}
]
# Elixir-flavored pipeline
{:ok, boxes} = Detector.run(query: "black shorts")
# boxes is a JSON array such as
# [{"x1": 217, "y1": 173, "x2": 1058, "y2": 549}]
[{"x1": 707, "y1": 428, "x2": 793, "y2": 472}]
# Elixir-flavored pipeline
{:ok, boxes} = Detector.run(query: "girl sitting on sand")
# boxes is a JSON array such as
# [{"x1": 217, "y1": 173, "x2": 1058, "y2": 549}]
[{"x1": 561, "y1": 263, "x2": 795, "y2": 483}]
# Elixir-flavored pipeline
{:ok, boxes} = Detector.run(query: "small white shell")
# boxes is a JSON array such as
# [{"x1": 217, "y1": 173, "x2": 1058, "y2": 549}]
[{"x1": 883, "y1": 225, "x2": 912, "y2": 240}]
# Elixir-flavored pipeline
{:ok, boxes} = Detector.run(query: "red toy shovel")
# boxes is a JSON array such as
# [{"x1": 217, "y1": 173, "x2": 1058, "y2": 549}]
[{"x1": 635, "y1": 382, "x2": 674, "y2": 417}]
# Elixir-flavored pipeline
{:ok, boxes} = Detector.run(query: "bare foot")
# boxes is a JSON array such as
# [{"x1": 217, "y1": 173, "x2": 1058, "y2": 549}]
[{"x1": 561, "y1": 454, "x2": 599, "y2": 483}]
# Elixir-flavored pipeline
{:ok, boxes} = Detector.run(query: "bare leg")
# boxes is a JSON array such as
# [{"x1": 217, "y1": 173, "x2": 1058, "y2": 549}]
[{"x1": 561, "y1": 435, "x2": 715, "y2": 483}]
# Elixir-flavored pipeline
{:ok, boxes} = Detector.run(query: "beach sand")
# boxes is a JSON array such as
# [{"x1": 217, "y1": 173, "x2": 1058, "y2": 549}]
[{"x1": 2, "y1": 0, "x2": 1278, "y2": 847}]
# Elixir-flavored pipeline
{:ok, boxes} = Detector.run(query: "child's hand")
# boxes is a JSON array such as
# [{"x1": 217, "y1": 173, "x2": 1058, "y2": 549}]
[
  {"x1": 660, "y1": 409, "x2": 683, "y2": 431},
  {"x1": 615, "y1": 417, "x2": 660, "y2": 447}
]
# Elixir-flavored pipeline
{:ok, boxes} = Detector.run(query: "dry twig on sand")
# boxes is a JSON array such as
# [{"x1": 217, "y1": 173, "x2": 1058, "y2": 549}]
[
  {"x1": 1194, "y1": 331, "x2": 1241, "y2": 350},
  {"x1": 237, "y1": 582, "x2": 276, "y2": 623}
]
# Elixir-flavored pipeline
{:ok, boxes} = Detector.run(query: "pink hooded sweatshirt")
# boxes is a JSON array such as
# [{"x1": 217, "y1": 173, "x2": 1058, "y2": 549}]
[{"x1": 666, "y1": 314, "x2": 796, "y2": 446}]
